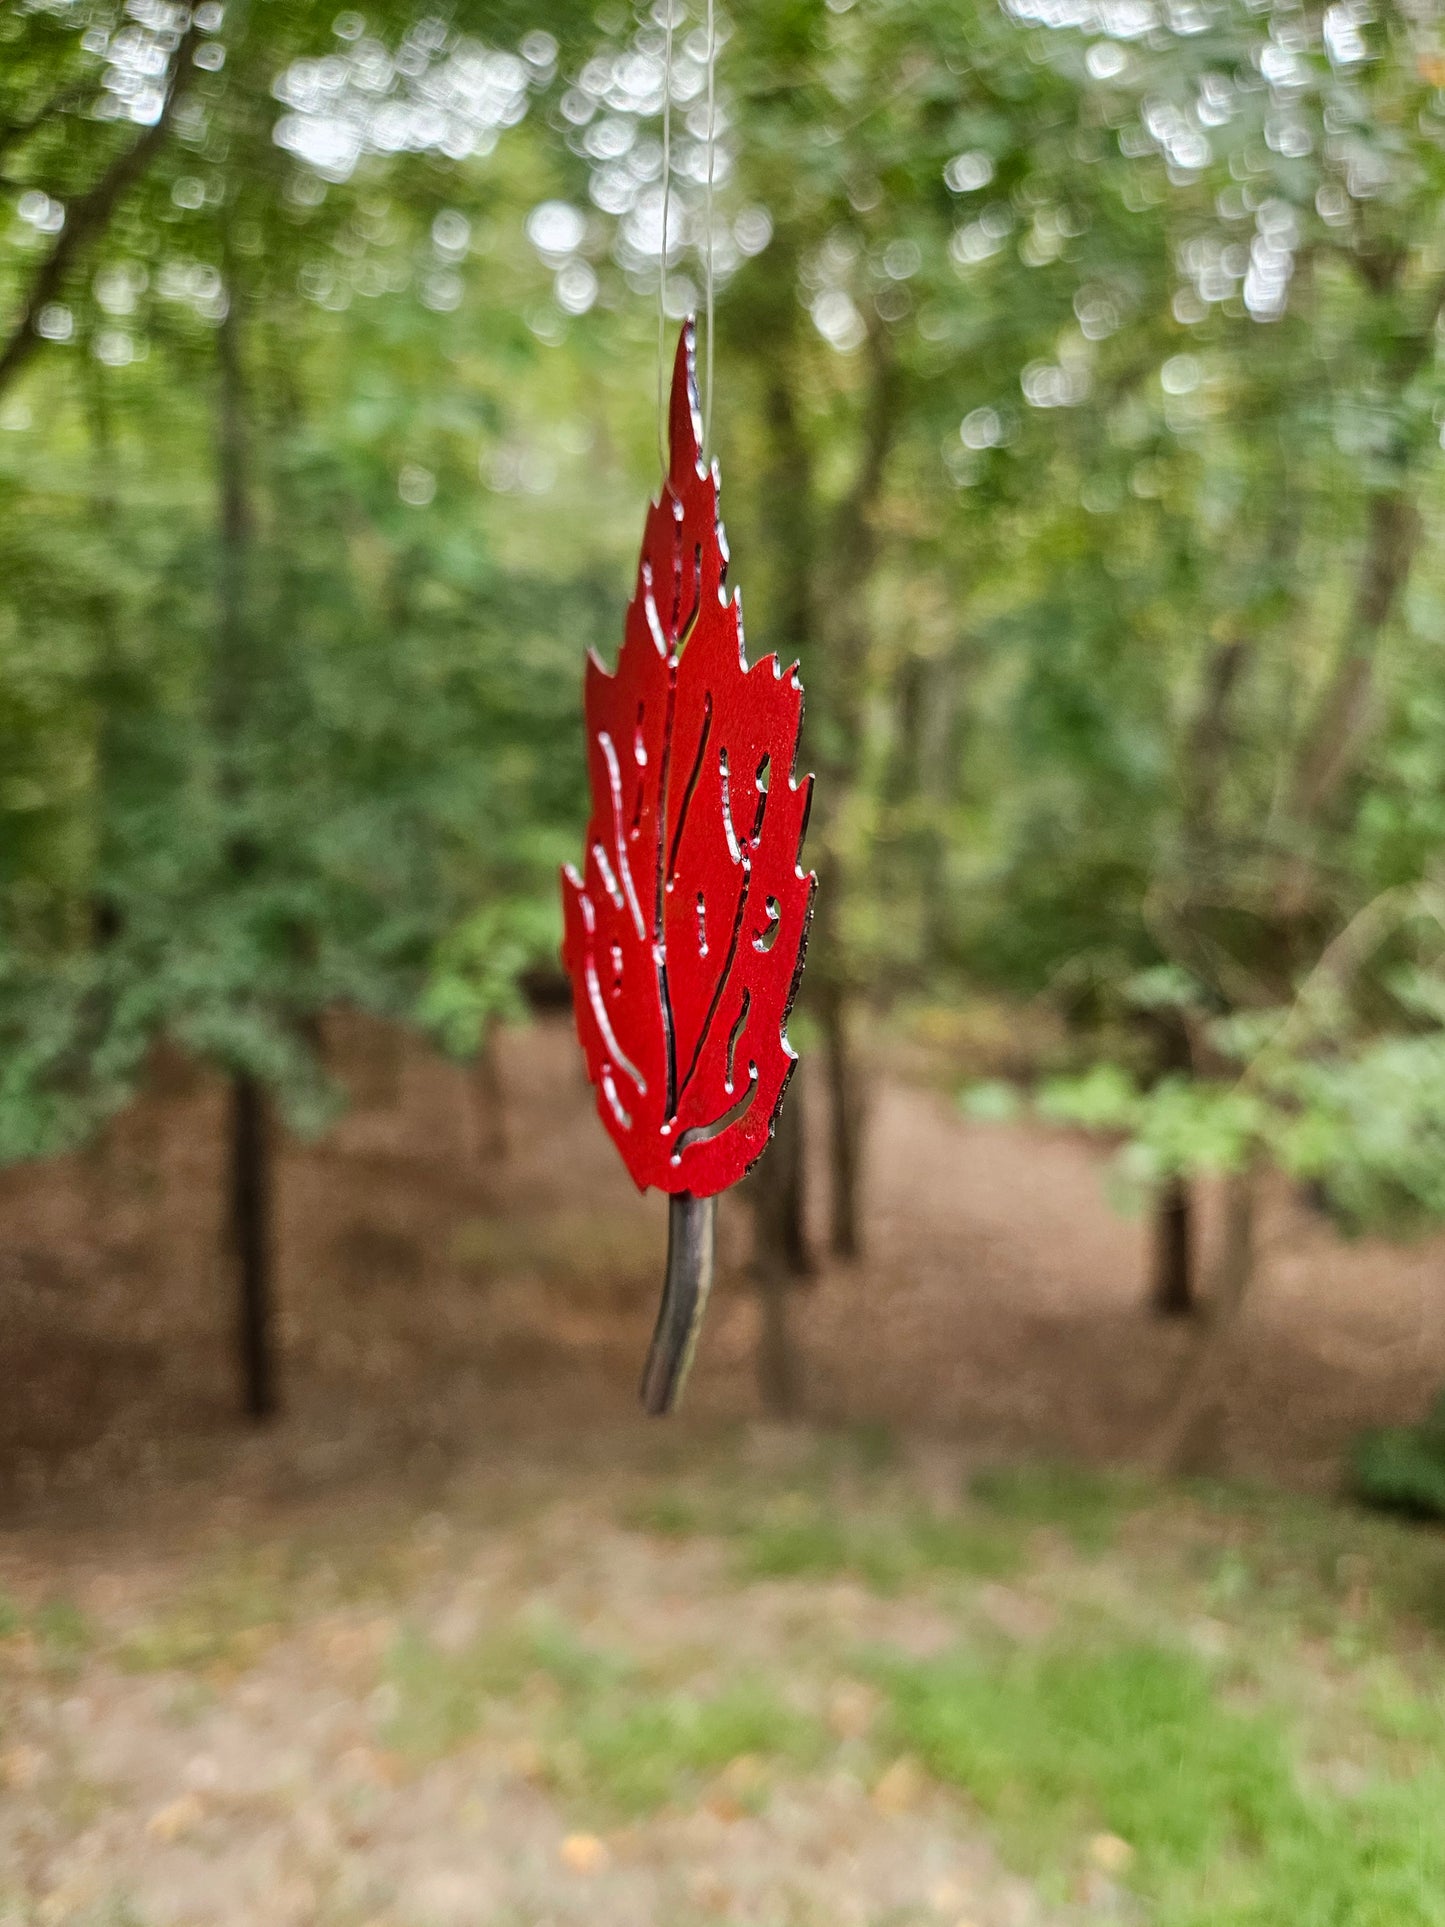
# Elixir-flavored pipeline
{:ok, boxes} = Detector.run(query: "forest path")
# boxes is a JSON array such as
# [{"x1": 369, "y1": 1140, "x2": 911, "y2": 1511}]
[
  {"x1": 789, "y1": 1065, "x2": 1445, "y2": 1486},
  {"x1": 0, "y1": 1012, "x2": 1440, "y2": 1509}
]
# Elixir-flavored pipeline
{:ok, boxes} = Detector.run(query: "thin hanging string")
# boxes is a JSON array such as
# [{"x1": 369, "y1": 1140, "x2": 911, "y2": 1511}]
[
  {"x1": 656, "y1": 3, "x2": 718, "y2": 472},
  {"x1": 702, "y1": 0, "x2": 715, "y2": 462},
  {"x1": 656, "y1": 2, "x2": 675, "y2": 477}
]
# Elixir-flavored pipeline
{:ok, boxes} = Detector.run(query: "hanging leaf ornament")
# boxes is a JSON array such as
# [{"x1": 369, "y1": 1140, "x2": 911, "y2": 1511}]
[{"x1": 561, "y1": 320, "x2": 816, "y2": 1409}]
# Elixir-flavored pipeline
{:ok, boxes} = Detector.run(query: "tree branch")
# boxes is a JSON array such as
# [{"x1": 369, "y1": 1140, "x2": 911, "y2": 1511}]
[
  {"x1": 0, "y1": 16, "x2": 200, "y2": 399},
  {"x1": 1286, "y1": 487, "x2": 1421, "y2": 825},
  {"x1": 1183, "y1": 635, "x2": 1252, "y2": 836},
  {"x1": 831, "y1": 319, "x2": 897, "y2": 586},
  {"x1": 1282, "y1": 269, "x2": 1445, "y2": 830}
]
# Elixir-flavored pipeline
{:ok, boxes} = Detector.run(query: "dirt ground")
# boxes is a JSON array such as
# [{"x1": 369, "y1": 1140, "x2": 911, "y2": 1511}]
[
  {"x1": 0, "y1": 1427, "x2": 1095, "y2": 1927},
  {"x1": 0, "y1": 1012, "x2": 1441, "y2": 1509},
  {"x1": 2, "y1": 1016, "x2": 1445, "y2": 1925}
]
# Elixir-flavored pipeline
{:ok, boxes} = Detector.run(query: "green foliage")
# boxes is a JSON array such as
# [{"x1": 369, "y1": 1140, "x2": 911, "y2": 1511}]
[
  {"x1": 1277, "y1": 1038, "x2": 1445, "y2": 1235},
  {"x1": 1035, "y1": 1062, "x2": 1140, "y2": 1136},
  {"x1": 957, "y1": 1078, "x2": 1023, "y2": 1124},
  {"x1": 1041, "y1": 1066, "x2": 1267, "y2": 1187},
  {"x1": 419, "y1": 896, "x2": 557, "y2": 1058},
  {"x1": 1037, "y1": 1014, "x2": 1445, "y2": 1233},
  {"x1": 1353, "y1": 1394, "x2": 1445, "y2": 1524},
  {"x1": 6, "y1": 0, "x2": 1445, "y2": 1278},
  {"x1": 0, "y1": 3, "x2": 601, "y2": 1154}
]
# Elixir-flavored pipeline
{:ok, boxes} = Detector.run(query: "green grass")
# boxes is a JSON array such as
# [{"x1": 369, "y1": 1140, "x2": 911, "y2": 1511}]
[
  {"x1": 382, "y1": 1624, "x2": 531, "y2": 1757},
  {"x1": 31, "y1": 1597, "x2": 93, "y2": 1672},
  {"x1": 381, "y1": 1615, "x2": 628, "y2": 1759},
  {"x1": 735, "y1": 1503, "x2": 1023, "y2": 1590},
  {"x1": 623, "y1": 1490, "x2": 710, "y2": 1538},
  {"x1": 0, "y1": 1590, "x2": 94, "y2": 1676},
  {"x1": 556, "y1": 1676, "x2": 824, "y2": 1818},
  {"x1": 381, "y1": 1612, "x2": 821, "y2": 1818},
  {"x1": 1176, "y1": 1480, "x2": 1445, "y2": 1644},
  {"x1": 118, "y1": 1558, "x2": 293, "y2": 1673},
  {"x1": 881, "y1": 1633, "x2": 1445, "y2": 1925},
  {"x1": 11, "y1": 1433, "x2": 1445, "y2": 1921},
  {"x1": 625, "y1": 1442, "x2": 1153, "y2": 1593},
  {"x1": 621, "y1": 1445, "x2": 1445, "y2": 1918},
  {"x1": 114, "y1": 1523, "x2": 427, "y2": 1676},
  {"x1": 7, "y1": 1902, "x2": 155, "y2": 1927},
  {"x1": 969, "y1": 1459, "x2": 1135, "y2": 1552},
  {"x1": 626, "y1": 1454, "x2": 1031, "y2": 1593}
]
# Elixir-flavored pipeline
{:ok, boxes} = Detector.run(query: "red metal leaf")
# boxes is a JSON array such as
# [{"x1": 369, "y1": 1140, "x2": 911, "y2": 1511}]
[{"x1": 561, "y1": 320, "x2": 816, "y2": 1199}]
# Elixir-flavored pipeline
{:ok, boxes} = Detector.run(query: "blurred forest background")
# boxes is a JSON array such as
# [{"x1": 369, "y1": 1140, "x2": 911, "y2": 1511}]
[{"x1": 7, "y1": 4, "x2": 1445, "y2": 1921}]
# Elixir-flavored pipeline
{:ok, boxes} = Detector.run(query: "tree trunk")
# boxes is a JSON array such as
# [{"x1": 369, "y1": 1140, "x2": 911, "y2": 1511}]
[
  {"x1": 1149, "y1": 1176, "x2": 1194, "y2": 1319},
  {"x1": 473, "y1": 1029, "x2": 507, "y2": 1162},
  {"x1": 1153, "y1": 1168, "x2": 1256, "y2": 1475},
  {"x1": 1140, "y1": 1012, "x2": 1197, "y2": 1319},
  {"x1": 755, "y1": 1265, "x2": 801, "y2": 1419},
  {"x1": 216, "y1": 235, "x2": 276, "y2": 1418},
  {"x1": 746, "y1": 1076, "x2": 810, "y2": 1417},
  {"x1": 819, "y1": 977, "x2": 864, "y2": 1261},
  {"x1": 81, "y1": 356, "x2": 131, "y2": 1224},
  {"x1": 751, "y1": 326, "x2": 892, "y2": 1272},
  {"x1": 749, "y1": 1069, "x2": 810, "y2": 1278},
  {"x1": 807, "y1": 336, "x2": 894, "y2": 1267},
  {"x1": 230, "y1": 1071, "x2": 276, "y2": 1421}
]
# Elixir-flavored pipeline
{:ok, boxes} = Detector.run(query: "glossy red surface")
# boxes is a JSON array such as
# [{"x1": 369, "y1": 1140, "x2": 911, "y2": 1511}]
[{"x1": 561, "y1": 321, "x2": 815, "y2": 1198}]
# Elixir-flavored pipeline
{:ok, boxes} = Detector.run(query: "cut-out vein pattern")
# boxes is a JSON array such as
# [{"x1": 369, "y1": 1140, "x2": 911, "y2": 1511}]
[{"x1": 561, "y1": 320, "x2": 816, "y2": 1197}]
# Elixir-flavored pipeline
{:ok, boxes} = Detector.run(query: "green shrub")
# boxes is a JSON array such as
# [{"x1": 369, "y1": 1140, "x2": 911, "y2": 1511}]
[{"x1": 1353, "y1": 1395, "x2": 1445, "y2": 1523}]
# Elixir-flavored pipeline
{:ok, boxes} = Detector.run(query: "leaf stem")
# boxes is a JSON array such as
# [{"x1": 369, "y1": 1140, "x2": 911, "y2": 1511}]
[{"x1": 640, "y1": 1191, "x2": 717, "y2": 1415}]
